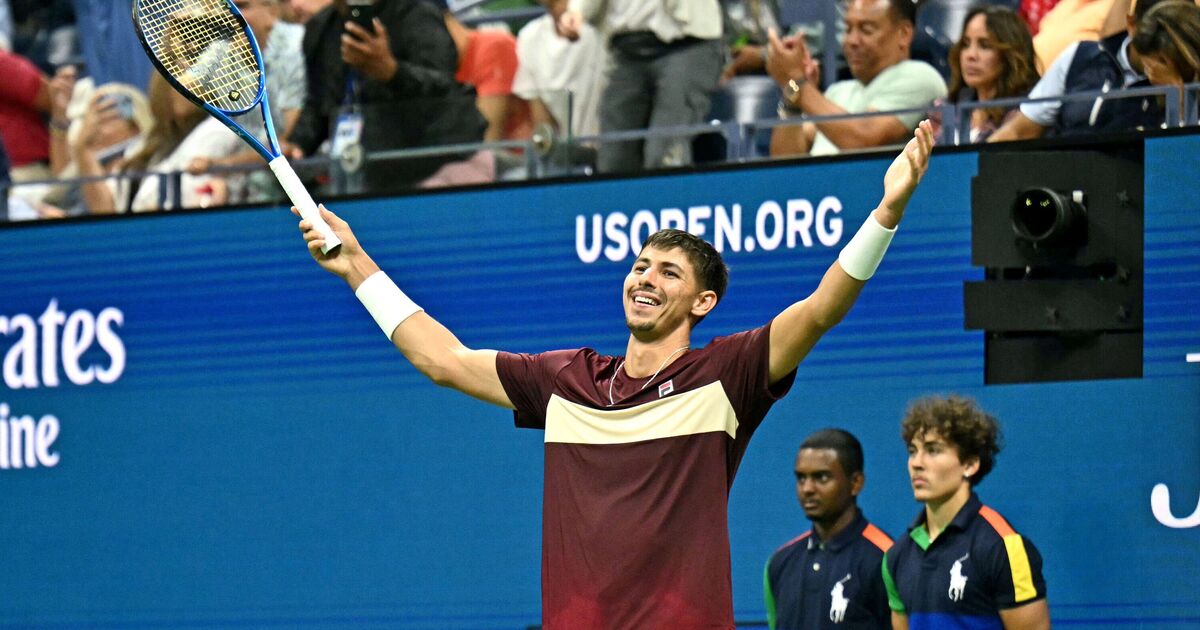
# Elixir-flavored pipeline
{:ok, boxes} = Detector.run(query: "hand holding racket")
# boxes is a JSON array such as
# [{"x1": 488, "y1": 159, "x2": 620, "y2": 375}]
[{"x1": 132, "y1": 0, "x2": 341, "y2": 253}]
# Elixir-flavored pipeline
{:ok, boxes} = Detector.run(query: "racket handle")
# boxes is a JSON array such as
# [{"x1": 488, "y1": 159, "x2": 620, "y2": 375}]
[{"x1": 269, "y1": 156, "x2": 342, "y2": 254}]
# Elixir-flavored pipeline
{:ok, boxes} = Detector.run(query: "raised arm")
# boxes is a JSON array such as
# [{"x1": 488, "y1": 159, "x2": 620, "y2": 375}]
[
  {"x1": 767, "y1": 120, "x2": 934, "y2": 383},
  {"x1": 295, "y1": 206, "x2": 514, "y2": 409}
]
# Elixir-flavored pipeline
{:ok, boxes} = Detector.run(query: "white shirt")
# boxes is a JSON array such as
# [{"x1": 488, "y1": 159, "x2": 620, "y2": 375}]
[
  {"x1": 513, "y1": 14, "x2": 607, "y2": 137},
  {"x1": 114, "y1": 118, "x2": 243, "y2": 212},
  {"x1": 570, "y1": 0, "x2": 721, "y2": 41}
]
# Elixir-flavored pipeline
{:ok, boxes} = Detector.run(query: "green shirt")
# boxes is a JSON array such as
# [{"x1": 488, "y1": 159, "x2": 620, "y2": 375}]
[{"x1": 811, "y1": 60, "x2": 947, "y2": 156}]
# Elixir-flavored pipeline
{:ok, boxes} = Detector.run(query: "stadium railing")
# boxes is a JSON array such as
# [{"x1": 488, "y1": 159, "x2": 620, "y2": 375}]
[{"x1": 3, "y1": 82, "x2": 1198, "y2": 222}]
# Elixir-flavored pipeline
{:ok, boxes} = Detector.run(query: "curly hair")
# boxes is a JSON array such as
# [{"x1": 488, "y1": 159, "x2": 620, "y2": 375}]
[
  {"x1": 901, "y1": 395, "x2": 1003, "y2": 486},
  {"x1": 947, "y1": 6, "x2": 1040, "y2": 126}
]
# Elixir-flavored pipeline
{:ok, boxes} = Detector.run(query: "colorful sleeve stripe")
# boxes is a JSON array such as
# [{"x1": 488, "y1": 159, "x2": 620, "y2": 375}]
[
  {"x1": 771, "y1": 530, "x2": 811, "y2": 555},
  {"x1": 763, "y1": 558, "x2": 778, "y2": 630},
  {"x1": 978, "y1": 505, "x2": 1038, "y2": 602},
  {"x1": 881, "y1": 554, "x2": 905, "y2": 612},
  {"x1": 861, "y1": 523, "x2": 893, "y2": 552}
]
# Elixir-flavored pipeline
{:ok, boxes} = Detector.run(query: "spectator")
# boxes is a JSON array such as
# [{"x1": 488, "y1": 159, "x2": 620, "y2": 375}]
[
  {"x1": 768, "y1": 0, "x2": 946, "y2": 157},
  {"x1": 71, "y1": 0, "x2": 154, "y2": 91},
  {"x1": 1031, "y1": 0, "x2": 1119, "y2": 69},
  {"x1": 75, "y1": 72, "x2": 242, "y2": 213},
  {"x1": 280, "y1": 0, "x2": 332, "y2": 23},
  {"x1": 189, "y1": 0, "x2": 306, "y2": 203},
  {"x1": 0, "y1": 48, "x2": 51, "y2": 182},
  {"x1": 764, "y1": 429, "x2": 893, "y2": 630},
  {"x1": 231, "y1": 0, "x2": 306, "y2": 142},
  {"x1": 989, "y1": 0, "x2": 1173, "y2": 141},
  {"x1": 513, "y1": 0, "x2": 607, "y2": 139},
  {"x1": 40, "y1": 70, "x2": 153, "y2": 215},
  {"x1": 1132, "y1": 0, "x2": 1200, "y2": 121},
  {"x1": 289, "y1": 0, "x2": 488, "y2": 192},
  {"x1": 940, "y1": 6, "x2": 1040, "y2": 143},
  {"x1": 720, "y1": 0, "x2": 782, "y2": 82},
  {"x1": 558, "y1": 0, "x2": 725, "y2": 173},
  {"x1": 436, "y1": 2, "x2": 532, "y2": 143}
]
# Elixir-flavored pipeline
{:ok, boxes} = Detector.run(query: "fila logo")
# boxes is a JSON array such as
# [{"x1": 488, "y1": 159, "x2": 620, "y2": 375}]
[{"x1": 658, "y1": 380, "x2": 674, "y2": 397}]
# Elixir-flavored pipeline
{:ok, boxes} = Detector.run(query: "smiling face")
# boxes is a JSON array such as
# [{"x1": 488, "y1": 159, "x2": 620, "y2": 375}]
[
  {"x1": 907, "y1": 429, "x2": 978, "y2": 506},
  {"x1": 959, "y1": 13, "x2": 1003, "y2": 96},
  {"x1": 623, "y1": 246, "x2": 714, "y2": 339},
  {"x1": 794, "y1": 448, "x2": 862, "y2": 525}
]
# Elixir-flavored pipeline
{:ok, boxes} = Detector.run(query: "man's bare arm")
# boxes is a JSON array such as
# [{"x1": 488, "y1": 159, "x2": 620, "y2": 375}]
[
  {"x1": 989, "y1": 111, "x2": 1046, "y2": 142},
  {"x1": 788, "y1": 78, "x2": 911, "y2": 149},
  {"x1": 765, "y1": 28, "x2": 910, "y2": 151},
  {"x1": 295, "y1": 206, "x2": 514, "y2": 409},
  {"x1": 769, "y1": 121, "x2": 816, "y2": 156},
  {"x1": 476, "y1": 94, "x2": 512, "y2": 143},
  {"x1": 999, "y1": 599, "x2": 1051, "y2": 630},
  {"x1": 768, "y1": 121, "x2": 934, "y2": 383}
]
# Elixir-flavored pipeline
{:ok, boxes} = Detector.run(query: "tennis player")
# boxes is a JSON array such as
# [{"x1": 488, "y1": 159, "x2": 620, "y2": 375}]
[{"x1": 295, "y1": 121, "x2": 935, "y2": 629}]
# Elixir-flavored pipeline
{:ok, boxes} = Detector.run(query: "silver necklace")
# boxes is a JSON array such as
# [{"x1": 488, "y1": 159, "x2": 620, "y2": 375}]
[{"x1": 608, "y1": 345, "x2": 689, "y2": 406}]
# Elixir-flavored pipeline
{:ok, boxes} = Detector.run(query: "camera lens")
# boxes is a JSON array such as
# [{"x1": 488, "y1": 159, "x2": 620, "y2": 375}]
[{"x1": 1010, "y1": 187, "x2": 1082, "y2": 245}]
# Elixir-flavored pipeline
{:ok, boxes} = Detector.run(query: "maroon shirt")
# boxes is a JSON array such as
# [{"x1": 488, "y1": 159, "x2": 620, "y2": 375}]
[
  {"x1": 497, "y1": 324, "x2": 795, "y2": 629},
  {"x1": 0, "y1": 51, "x2": 49, "y2": 168}
]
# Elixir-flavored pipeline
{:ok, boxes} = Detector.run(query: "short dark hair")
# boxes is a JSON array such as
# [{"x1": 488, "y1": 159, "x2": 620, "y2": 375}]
[
  {"x1": 900, "y1": 395, "x2": 1002, "y2": 486},
  {"x1": 887, "y1": 0, "x2": 919, "y2": 25},
  {"x1": 801, "y1": 428, "x2": 865, "y2": 476},
  {"x1": 640, "y1": 229, "x2": 729, "y2": 302}
]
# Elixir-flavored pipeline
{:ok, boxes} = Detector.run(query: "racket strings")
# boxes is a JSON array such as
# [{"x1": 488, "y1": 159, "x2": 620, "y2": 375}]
[{"x1": 136, "y1": 0, "x2": 262, "y2": 113}]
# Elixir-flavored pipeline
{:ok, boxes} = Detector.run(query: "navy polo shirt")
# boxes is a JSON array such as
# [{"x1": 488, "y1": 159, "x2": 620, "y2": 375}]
[
  {"x1": 883, "y1": 493, "x2": 1046, "y2": 630},
  {"x1": 765, "y1": 509, "x2": 893, "y2": 630}
]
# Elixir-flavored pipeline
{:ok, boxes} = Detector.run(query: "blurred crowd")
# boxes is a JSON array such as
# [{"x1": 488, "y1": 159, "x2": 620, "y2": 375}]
[{"x1": 1, "y1": 0, "x2": 1198, "y2": 221}]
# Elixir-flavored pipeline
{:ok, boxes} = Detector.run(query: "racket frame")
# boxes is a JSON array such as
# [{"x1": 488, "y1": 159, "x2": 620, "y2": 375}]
[{"x1": 131, "y1": 0, "x2": 341, "y2": 253}]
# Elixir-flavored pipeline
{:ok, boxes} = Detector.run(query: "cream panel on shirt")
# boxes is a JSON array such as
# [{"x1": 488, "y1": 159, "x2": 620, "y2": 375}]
[{"x1": 544, "y1": 381, "x2": 739, "y2": 445}]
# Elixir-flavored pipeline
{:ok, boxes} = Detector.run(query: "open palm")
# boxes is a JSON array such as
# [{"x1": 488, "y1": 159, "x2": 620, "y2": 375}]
[{"x1": 880, "y1": 120, "x2": 935, "y2": 222}]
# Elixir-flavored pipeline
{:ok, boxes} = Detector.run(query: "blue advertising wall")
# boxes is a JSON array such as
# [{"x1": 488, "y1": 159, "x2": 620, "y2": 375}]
[{"x1": 0, "y1": 135, "x2": 1197, "y2": 628}]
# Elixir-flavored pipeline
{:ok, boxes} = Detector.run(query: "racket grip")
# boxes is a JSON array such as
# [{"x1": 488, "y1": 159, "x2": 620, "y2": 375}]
[{"x1": 269, "y1": 156, "x2": 342, "y2": 254}]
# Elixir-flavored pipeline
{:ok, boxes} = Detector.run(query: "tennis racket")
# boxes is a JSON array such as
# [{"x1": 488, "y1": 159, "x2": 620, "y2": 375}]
[{"x1": 132, "y1": 0, "x2": 341, "y2": 253}]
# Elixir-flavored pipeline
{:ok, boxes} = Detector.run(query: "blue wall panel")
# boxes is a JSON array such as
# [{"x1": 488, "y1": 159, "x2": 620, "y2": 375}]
[{"x1": 0, "y1": 137, "x2": 1196, "y2": 627}]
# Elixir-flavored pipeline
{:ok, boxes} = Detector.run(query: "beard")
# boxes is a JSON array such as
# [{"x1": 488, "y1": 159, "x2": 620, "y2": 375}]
[{"x1": 625, "y1": 315, "x2": 655, "y2": 333}]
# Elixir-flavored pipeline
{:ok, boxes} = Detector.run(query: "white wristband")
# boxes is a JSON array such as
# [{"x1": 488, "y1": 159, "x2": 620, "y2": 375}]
[
  {"x1": 354, "y1": 271, "x2": 423, "y2": 339},
  {"x1": 838, "y1": 213, "x2": 897, "y2": 281}
]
